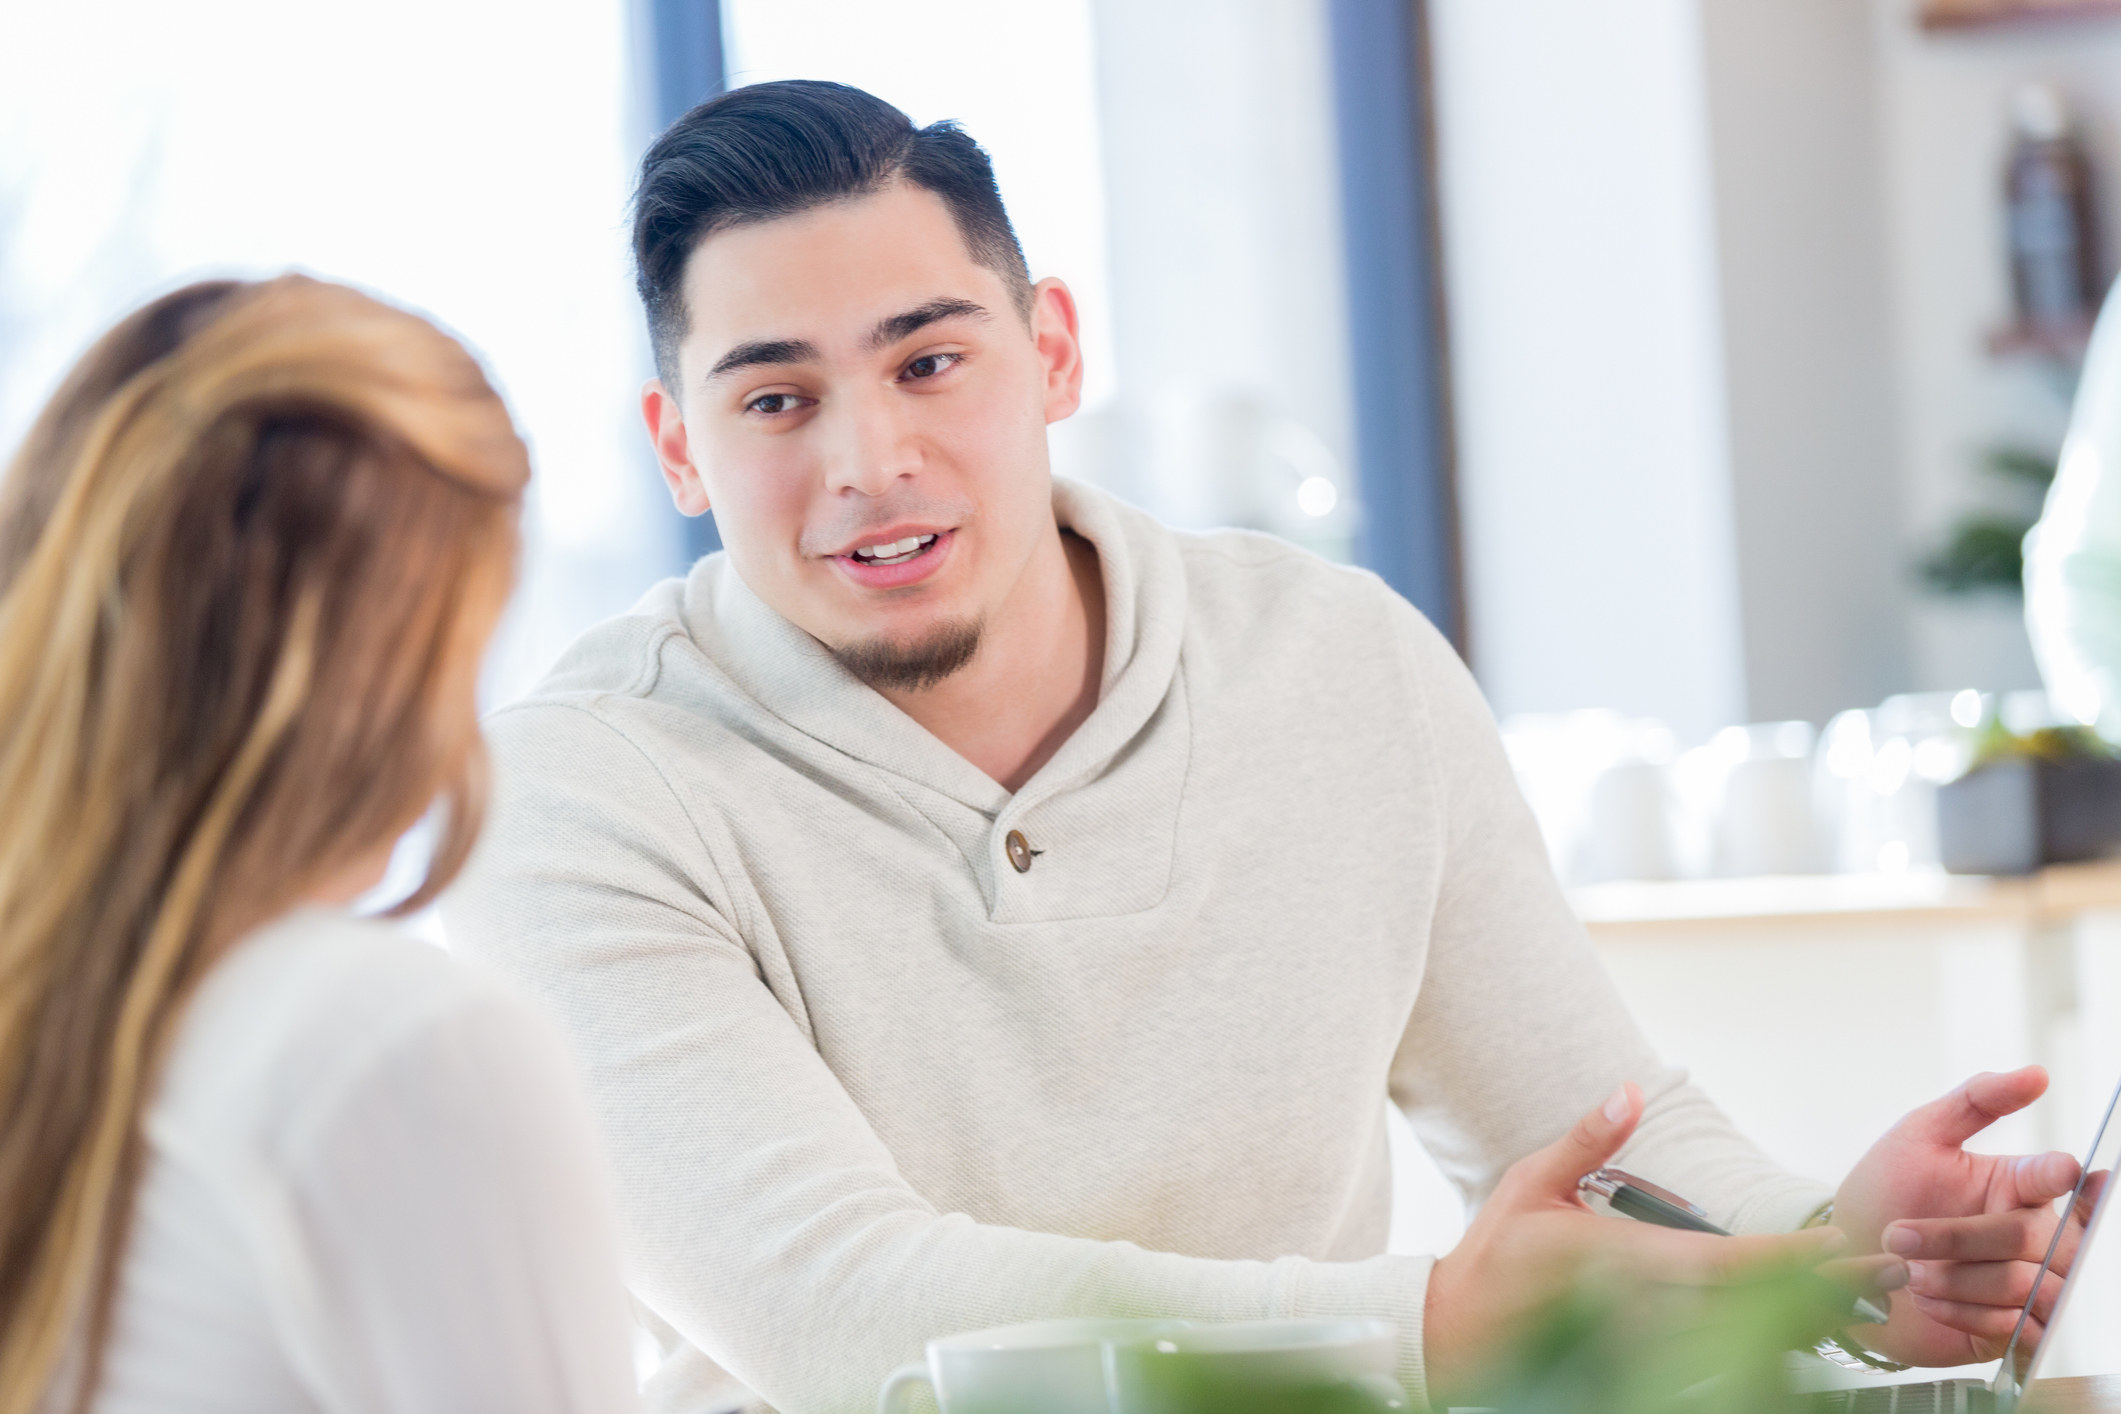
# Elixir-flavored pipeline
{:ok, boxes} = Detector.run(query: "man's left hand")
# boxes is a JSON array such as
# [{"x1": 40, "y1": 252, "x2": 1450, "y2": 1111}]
[{"x1": 1832, "y1": 1067, "x2": 2084, "y2": 1367}]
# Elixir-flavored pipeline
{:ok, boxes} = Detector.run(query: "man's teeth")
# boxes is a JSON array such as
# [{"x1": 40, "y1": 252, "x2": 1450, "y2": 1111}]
[{"x1": 852, "y1": 534, "x2": 936, "y2": 564}]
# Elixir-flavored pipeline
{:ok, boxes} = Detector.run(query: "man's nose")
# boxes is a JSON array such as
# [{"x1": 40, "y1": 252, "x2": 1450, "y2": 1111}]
[{"x1": 822, "y1": 388, "x2": 920, "y2": 497}]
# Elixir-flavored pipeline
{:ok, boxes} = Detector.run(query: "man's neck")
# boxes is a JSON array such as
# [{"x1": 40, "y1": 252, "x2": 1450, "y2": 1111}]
[{"x1": 875, "y1": 524, "x2": 1105, "y2": 794}]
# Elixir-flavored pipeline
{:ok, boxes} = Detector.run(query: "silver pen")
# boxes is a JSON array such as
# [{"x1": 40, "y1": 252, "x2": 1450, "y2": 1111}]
[{"x1": 1580, "y1": 1167, "x2": 1892, "y2": 1326}]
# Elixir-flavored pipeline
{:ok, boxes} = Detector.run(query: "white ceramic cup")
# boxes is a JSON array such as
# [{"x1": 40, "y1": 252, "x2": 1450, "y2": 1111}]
[
  {"x1": 1717, "y1": 755, "x2": 1827, "y2": 876},
  {"x1": 877, "y1": 1318, "x2": 1190, "y2": 1414},
  {"x1": 1581, "y1": 759, "x2": 1681, "y2": 882},
  {"x1": 1101, "y1": 1319, "x2": 1406, "y2": 1414}
]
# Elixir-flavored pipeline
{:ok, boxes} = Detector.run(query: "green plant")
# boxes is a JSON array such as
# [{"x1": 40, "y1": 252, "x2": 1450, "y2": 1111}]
[
  {"x1": 1968, "y1": 718, "x2": 2115, "y2": 771},
  {"x1": 1919, "y1": 445, "x2": 2059, "y2": 595},
  {"x1": 1463, "y1": 1269, "x2": 1868, "y2": 1414}
]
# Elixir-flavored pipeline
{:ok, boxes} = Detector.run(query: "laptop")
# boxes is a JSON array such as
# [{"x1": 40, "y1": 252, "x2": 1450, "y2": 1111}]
[{"x1": 1806, "y1": 1066, "x2": 2121, "y2": 1413}]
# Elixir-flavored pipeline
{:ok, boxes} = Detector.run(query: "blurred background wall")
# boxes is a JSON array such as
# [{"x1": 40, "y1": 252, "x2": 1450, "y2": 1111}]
[
  {"x1": 1874, "y1": 0, "x2": 2121, "y2": 697},
  {"x1": 1435, "y1": 0, "x2": 2119, "y2": 738},
  {"x1": 1432, "y1": 0, "x2": 1752, "y2": 740},
  {"x1": 0, "y1": 0, "x2": 679, "y2": 703},
  {"x1": 11, "y1": 0, "x2": 2106, "y2": 740}
]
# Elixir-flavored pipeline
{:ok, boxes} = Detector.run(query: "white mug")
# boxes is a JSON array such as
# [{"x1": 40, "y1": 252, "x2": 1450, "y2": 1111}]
[
  {"x1": 1101, "y1": 1319, "x2": 1406, "y2": 1414},
  {"x1": 878, "y1": 1318, "x2": 1190, "y2": 1414}
]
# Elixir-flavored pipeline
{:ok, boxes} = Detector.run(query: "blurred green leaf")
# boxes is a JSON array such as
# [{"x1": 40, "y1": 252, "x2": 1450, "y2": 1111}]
[
  {"x1": 1917, "y1": 445, "x2": 2059, "y2": 598},
  {"x1": 1981, "y1": 446, "x2": 2059, "y2": 489},
  {"x1": 1920, "y1": 515, "x2": 2035, "y2": 594},
  {"x1": 1460, "y1": 1269, "x2": 1863, "y2": 1414},
  {"x1": 1969, "y1": 719, "x2": 2116, "y2": 769}
]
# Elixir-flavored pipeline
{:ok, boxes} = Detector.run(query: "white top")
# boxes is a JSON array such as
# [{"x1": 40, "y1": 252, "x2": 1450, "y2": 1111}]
[
  {"x1": 83, "y1": 908, "x2": 639, "y2": 1414},
  {"x1": 446, "y1": 478, "x2": 1828, "y2": 1414}
]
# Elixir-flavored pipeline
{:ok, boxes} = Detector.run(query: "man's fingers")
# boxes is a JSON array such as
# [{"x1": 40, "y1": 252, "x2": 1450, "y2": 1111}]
[
  {"x1": 1817, "y1": 1253, "x2": 1911, "y2": 1305},
  {"x1": 2076, "y1": 1170, "x2": 2111, "y2": 1225},
  {"x1": 1899, "y1": 1067, "x2": 2049, "y2": 1148},
  {"x1": 1608, "y1": 1223, "x2": 1848, "y2": 1286},
  {"x1": 2041, "y1": 1200, "x2": 2090, "y2": 1281},
  {"x1": 1512, "y1": 1081, "x2": 1641, "y2": 1199},
  {"x1": 1911, "y1": 1292, "x2": 2039, "y2": 1346},
  {"x1": 1994, "y1": 1150, "x2": 2081, "y2": 1210},
  {"x1": 1883, "y1": 1209, "x2": 2055, "y2": 1263},
  {"x1": 1906, "y1": 1259, "x2": 2064, "y2": 1322}
]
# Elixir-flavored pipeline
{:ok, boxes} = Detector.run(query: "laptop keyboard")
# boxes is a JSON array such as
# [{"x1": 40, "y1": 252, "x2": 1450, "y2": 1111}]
[{"x1": 1805, "y1": 1380, "x2": 1992, "y2": 1414}]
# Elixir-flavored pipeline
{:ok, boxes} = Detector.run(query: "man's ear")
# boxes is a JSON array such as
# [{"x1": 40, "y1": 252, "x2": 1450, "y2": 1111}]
[
  {"x1": 643, "y1": 379, "x2": 713, "y2": 516},
  {"x1": 1030, "y1": 277, "x2": 1084, "y2": 425}
]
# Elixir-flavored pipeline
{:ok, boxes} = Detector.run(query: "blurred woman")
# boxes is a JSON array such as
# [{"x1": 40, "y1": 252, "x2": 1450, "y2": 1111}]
[{"x1": 0, "y1": 277, "x2": 638, "y2": 1413}]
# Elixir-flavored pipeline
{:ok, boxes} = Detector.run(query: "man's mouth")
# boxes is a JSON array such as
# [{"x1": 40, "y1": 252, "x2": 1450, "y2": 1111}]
[
  {"x1": 846, "y1": 533, "x2": 938, "y2": 567},
  {"x1": 829, "y1": 528, "x2": 955, "y2": 589}
]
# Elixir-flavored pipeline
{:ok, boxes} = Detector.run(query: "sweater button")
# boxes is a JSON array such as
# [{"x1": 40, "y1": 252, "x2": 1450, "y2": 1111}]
[{"x1": 1004, "y1": 829, "x2": 1036, "y2": 873}]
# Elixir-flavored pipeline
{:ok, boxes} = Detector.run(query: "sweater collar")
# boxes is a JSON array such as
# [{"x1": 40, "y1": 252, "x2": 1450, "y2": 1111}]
[{"x1": 680, "y1": 477, "x2": 1187, "y2": 818}]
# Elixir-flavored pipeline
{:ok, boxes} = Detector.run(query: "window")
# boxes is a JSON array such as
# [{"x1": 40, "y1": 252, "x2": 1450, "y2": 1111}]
[{"x1": 0, "y1": 0, "x2": 672, "y2": 704}]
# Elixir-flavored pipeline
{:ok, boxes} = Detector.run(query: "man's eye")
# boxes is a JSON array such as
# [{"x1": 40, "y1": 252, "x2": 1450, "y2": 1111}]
[
  {"x1": 746, "y1": 393, "x2": 799, "y2": 415},
  {"x1": 903, "y1": 353, "x2": 959, "y2": 381}
]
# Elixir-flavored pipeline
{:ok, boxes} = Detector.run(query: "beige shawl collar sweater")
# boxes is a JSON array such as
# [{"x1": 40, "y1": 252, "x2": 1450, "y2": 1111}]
[{"x1": 446, "y1": 479, "x2": 1826, "y2": 1414}]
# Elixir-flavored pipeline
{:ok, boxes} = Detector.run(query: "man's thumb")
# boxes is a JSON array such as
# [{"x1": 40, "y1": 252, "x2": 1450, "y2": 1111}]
[{"x1": 1525, "y1": 1082, "x2": 1642, "y2": 1197}]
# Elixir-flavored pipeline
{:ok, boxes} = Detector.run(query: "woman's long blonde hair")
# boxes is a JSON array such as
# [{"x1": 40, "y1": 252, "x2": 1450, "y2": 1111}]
[{"x1": 0, "y1": 276, "x2": 530, "y2": 1410}]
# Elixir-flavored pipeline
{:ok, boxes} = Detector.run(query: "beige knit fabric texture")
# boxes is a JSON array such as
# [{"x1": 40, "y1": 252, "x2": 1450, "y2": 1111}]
[{"x1": 445, "y1": 478, "x2": 1829, "y2": 1414}]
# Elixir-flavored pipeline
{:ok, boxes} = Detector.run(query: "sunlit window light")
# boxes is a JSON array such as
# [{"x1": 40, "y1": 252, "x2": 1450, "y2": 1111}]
[{"x1": 1297, "y1": 476, "x2": 1339, "y2": 518}]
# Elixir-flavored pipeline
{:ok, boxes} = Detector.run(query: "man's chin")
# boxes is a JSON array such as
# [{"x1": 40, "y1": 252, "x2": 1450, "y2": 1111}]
[{"x1": 830, "y1": 617, "x2": 984, "y2": 693}]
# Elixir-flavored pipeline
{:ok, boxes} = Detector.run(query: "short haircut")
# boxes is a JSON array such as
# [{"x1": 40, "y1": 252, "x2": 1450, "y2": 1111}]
[{"x1": 632, "y1": 79, "x2": 1034, "y2": 384}]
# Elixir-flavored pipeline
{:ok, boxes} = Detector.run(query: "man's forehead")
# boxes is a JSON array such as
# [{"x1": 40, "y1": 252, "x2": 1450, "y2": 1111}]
[{"x1": 679, "y1": 183, "x2": 1004, "y2": 356}]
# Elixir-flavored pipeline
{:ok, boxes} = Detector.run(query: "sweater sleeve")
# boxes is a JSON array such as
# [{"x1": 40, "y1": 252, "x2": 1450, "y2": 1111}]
[
  {"x1": 446, "y1": 701, "x2": 1435, "y2": 1414},
  {"x1": 1383, "y1": 601, "x2": 1831, "y2": 1237}
]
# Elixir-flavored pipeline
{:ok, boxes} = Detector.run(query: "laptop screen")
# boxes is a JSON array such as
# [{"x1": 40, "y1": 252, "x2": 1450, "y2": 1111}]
[{"x1": 1991, "y1": 1069, "x2": 2121, "y2": 1409}]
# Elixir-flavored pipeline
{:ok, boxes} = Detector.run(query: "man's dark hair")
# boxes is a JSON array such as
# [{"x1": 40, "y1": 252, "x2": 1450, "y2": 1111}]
[{"x1": 632, "y1": 80, "x2": 1034, "y2": 384}]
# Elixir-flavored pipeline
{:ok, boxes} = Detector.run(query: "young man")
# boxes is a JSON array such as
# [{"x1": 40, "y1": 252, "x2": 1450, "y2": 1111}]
[{"x1": 448, "y1": 81, "x2": 2083, "y2": 1413}]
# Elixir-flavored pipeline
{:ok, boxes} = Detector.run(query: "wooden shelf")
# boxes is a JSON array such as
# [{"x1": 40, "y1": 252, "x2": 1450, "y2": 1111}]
[
  {"x1": 1922, "y1": 0, "x2": 2121, "y2": 30},
  {"x1": 1572, "y1": 859, "x2": 2121, "y2": 934}
]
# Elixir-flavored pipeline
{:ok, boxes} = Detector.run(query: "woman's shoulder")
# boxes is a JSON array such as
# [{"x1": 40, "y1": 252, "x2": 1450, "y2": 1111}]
[{"x1": 150, "y1": 908, "x2": 560, "y2": 1162}]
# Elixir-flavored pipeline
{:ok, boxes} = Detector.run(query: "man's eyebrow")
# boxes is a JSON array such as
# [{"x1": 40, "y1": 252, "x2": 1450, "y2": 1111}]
[
  {"x1": 867, "y1": 298, "x2": 991, "y2": 350},
  {"x1": 703, "y1": 338, "x2": 819, "y2": 384}
]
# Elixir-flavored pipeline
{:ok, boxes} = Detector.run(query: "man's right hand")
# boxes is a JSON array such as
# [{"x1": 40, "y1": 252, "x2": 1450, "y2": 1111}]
[{"x1": 1421, "y1": 1083, "x2": 1908, "y2": 1402}]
